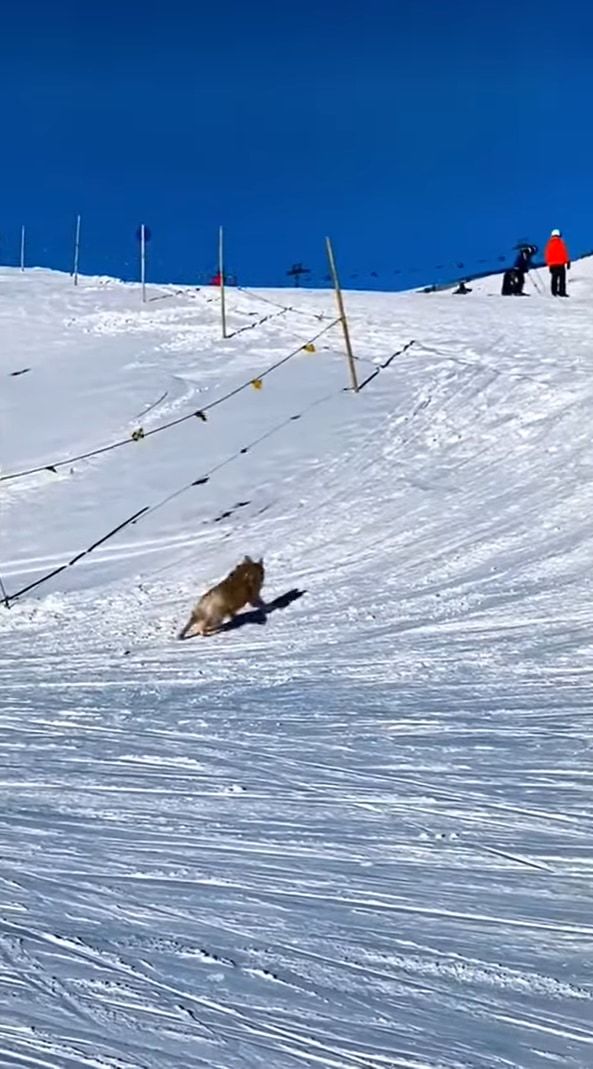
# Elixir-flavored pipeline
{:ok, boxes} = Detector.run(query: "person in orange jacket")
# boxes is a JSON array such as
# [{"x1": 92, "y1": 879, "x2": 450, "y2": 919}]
[{"x1": 544, "y1": 229, "x2": 571, "y2": 297}]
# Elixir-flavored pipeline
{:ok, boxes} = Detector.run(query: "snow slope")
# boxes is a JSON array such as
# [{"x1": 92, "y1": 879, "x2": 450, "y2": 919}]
[{"x1": 1, "y1": 262, "x2": 593, "y2": 1069}]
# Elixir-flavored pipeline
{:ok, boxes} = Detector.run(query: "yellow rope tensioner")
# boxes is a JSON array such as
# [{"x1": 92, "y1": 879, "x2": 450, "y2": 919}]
[
  {"x1": 302, "y1": 343, "x2": 316, "y2": 353},
  {"x1": 251, "y1": 378, "x2": 263, "y2": 390}
]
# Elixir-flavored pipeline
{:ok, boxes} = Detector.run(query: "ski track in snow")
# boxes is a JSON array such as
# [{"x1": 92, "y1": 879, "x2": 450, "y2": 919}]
[{"x1": 1, "y1": 266, "x2": 593, "y2": 1067}]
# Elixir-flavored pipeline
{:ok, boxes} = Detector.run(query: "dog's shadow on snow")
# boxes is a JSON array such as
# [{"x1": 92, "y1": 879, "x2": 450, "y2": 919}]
[{"x1": 218, "y1": 588, "x2": 306, "y2": 634}]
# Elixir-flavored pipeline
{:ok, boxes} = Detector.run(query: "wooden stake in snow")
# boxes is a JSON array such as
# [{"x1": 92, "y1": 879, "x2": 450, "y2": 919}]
[
  {"x1": 219, "y1": 224, "x2": 227, "y2": 339},
  {"x1": 73, "y1": 214, "x2": 81, "y2": 286},
  {"x1": 140, "y1": 223, "x2": 147, "y2": 303},
  {"x1": 0, "y1": 571, "x2": 10, "y2": 609},
  {"x1": 325, "y1": 236, "x2": 358, "y2": 393},
  {"x1": 20, "y1": 225, "x2": 26, "y2": 272}
]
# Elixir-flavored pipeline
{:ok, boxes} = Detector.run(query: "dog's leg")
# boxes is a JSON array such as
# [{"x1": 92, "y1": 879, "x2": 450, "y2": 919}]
[
  {"x1": 201, "y1": 610, "x2": 230, "y2": 636},
  {"x1": 178, "y1": 617, "x2": 195, "y2": 640},
  {"x1": 201, "y1": 622, "x2": 225, "y2": 636}
]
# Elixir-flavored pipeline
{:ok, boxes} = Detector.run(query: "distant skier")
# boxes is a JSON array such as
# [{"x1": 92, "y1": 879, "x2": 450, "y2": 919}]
[
  {"x1": 453, "y1": 280, "x2": 472, "y2": 294},
  {"x1": 501, "y1": 243, "x2": 537, "y2": 296},
  {"x1": 513, "y1": 243, "x2": 537, "y2": 294},
  {"x1": 544, "y1": 229, "x2": 570, "y2": 297},
  {"x1": 501, "y1": 268, "x2": 520, "y2": 295}
]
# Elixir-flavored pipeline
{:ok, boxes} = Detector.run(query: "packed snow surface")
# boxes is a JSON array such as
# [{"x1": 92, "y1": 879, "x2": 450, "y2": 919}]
[{"x1": 1, "y1": 263, "x2": 592, "y2": 1068}]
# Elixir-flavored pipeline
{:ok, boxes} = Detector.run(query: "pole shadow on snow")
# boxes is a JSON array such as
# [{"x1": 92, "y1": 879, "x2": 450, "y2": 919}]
[{"x1": 218, "y1": 588, "x2": 306, "y2": 633}]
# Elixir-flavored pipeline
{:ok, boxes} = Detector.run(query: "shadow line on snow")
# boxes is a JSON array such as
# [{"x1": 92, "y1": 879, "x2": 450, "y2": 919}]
[
  {"x1": 180, "y1": 588, "x2": 306, "y2": 639},
  {"x1": 221, "y1": 587, "x2": 306, "y2": 632}
]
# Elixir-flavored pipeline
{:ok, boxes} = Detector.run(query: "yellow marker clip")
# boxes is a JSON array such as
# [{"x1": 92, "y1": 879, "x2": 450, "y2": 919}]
[
  {"x1": 251, "y1": 378, "x2": 263, "y2": 390},
  {"x1": 302, "y1": 343, "x2": 316, "y2": 353}
]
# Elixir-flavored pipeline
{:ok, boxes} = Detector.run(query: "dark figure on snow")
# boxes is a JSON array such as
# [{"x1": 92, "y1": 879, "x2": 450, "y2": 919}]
[
  {"x1": 545, "y1": 229, "x2": 570, "y2": 297},
  {"x1": 501, "y1": 243, "x2": 537, "y2": 296},
  {"x1": 453, "y1": 280, "x2": 472, "y2": 294},
  {"x1": 501, "y1": 268, "x2": 523, "y2": 295},
  {"x1": 513, "y1": 243, "x2": 537, "y2": 294}
]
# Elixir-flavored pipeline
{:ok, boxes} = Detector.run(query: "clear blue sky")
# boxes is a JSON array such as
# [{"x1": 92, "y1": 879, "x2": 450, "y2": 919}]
[{"x1": 1, "y1": 0, "x2": 592, "y2": 289}]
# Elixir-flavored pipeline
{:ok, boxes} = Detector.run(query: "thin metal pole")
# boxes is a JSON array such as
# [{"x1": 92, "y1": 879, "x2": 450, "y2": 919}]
[
  {"x1": 140, "y1": 223, "x2": 146, "y2": 303},
  {"x1": 0, "y1": 573, "x2": 10, "y2": 609},
  {"x1": 219, "y1": 225, "x2": 227, "y2": 338},
  {"x1": 325, "y1": 236, "x2": 358, "y2": 393},
  {"x1": 73, "y1": 214, "x2": 81, "y2": 285},
  {"x1": 20, "y1": 225, "x2": 25, "y2": 272}
]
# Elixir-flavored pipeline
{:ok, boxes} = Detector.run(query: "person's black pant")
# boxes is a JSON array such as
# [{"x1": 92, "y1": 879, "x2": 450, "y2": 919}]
[
  {"x1": 502, "y1": 268, "x2": 524, "y2": 295},
  {"x1": 550, "y1": 265, "x2": 567, "y2": 296}
]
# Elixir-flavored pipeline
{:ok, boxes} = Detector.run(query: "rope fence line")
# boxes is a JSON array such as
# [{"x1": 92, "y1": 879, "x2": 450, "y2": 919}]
[
  {"x1": 190, "y1": 282, "x2": 334, "y2": 331},
  {"x1": 3, "y1": 328, "x2": 543, "y2": 606},
  {"x1": 143, "y1": 340, "x2": 419, "y2": 584},
  {"x1": 137, "y1": 388, "x2": 343, "y2": 530},
  {"x1": 3, "y1": 329, "x2": 550, "y2": 493},
  {"x1": 125, "y1": 282, "x2": 302, "y2": 344},
  {"x1": 175, "y1": 285, "x2": 292, "y2": 335},
  {"x1": 10, "y1": 326, "x2": 541, "y2": 607},
  {"x1": 236, "y1": 286, "x2": 333, "y2": 322},
  {"x1": 226, "y1": 308, "x2": 289, "y2": 339},
  {"x1": 148, "y1": 281, "x2": 332, "y2": 329},
  {"x1": 356, "y1": 340, "x2": 417, "y2": 390},
  {"x1": 4, "y1": 507, "x2": 152, "y2": 603},
  {"x1": 0, "y1": 319, "x2": 341, "y2": 485},
  {"x1": 3, "y1": 386, "x2": 348, "y2": 606},
  {"x1": 3, "y1": 287, "x2": 590, "y2": 607},
  {"x1": 2, "y1": 333, "x2": 420, "y2": 605}
]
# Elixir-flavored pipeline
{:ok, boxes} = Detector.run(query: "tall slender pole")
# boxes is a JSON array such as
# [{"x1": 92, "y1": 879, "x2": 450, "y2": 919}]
[
  {"x1": 73, "y1": 213, "x2": 81, "y2": 286},
  {"x1": 325, "y1": 236, "x2": 358, "y2": 393},
  {"x1": 219, "y1": 225, "x2": 227, "y2": 338},
  {"x1": 0, "y1": 572, "x2": 10, "y2": 609},
  {"x1": 20, "y1": 225, "x2": 25, "y2": 272},
  {"x1": 140, "y1": 223, "x2": 146, "y2": 303}
]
